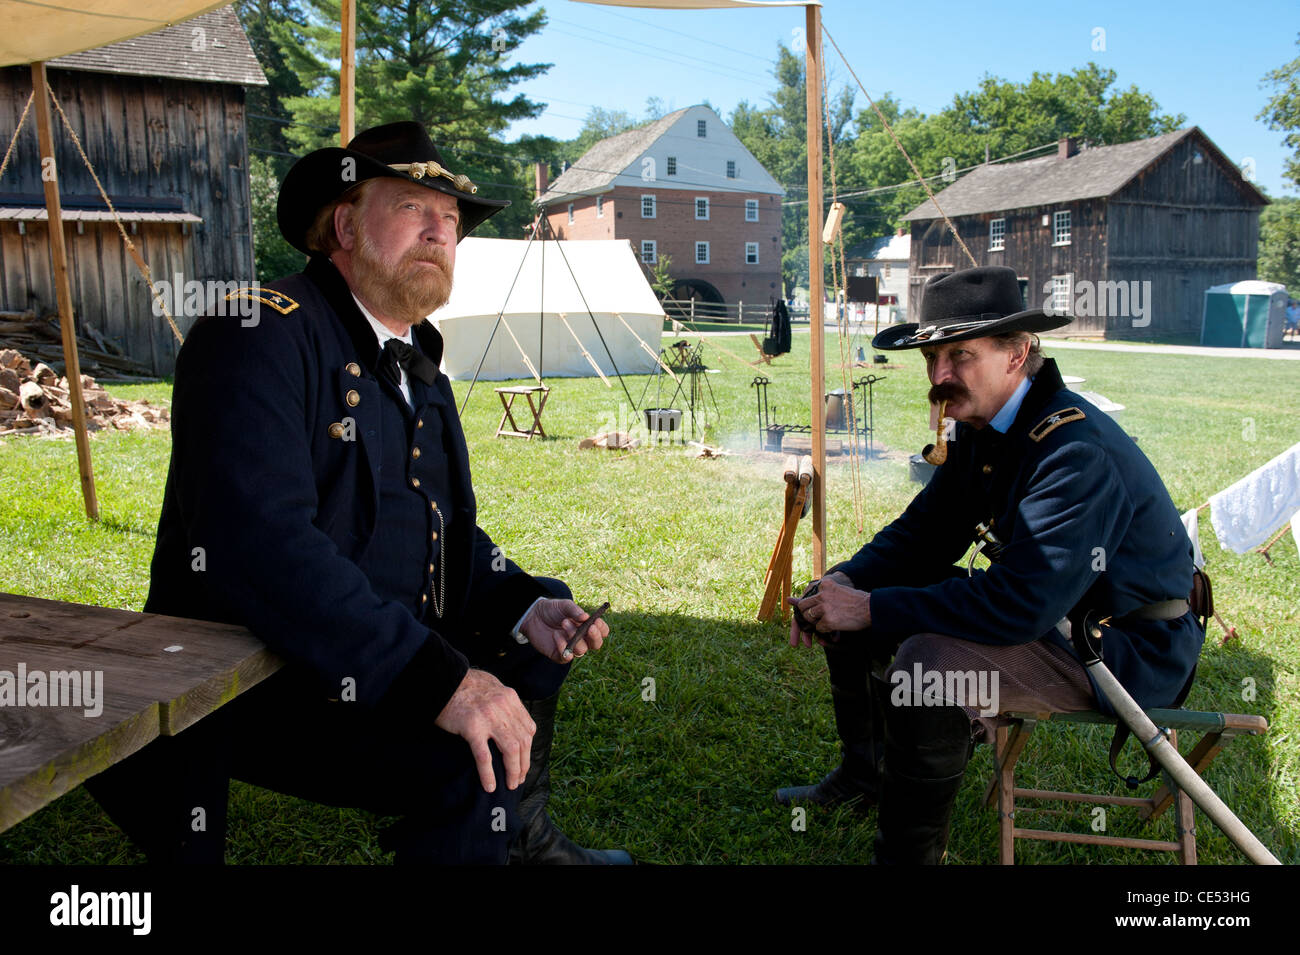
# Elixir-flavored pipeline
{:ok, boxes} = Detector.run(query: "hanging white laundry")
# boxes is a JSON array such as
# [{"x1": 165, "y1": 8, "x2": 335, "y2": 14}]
[
  {"x1": 1208, "y1": 443, "x2": 1300, "y2": 553},
  {"x1": 1181, "y1": 509, "x2": 1206, "y2": 569},
  {"x1": 1291, "y1": 509, "x2": 1300, "y2": 557}
]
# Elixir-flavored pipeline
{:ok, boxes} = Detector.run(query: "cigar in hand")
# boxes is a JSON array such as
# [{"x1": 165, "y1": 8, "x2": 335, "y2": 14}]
[{"x1": 564, "y1": 601, "x2": 610, "y2": 658}]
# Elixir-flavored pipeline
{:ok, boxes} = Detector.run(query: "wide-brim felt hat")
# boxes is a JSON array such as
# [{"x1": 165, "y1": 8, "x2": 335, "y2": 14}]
[
  {"x1": 277, "y1": 121, "x2": 510, "y2": 254},
  {"x1": 872, "y1": 266, "x2": 1071, "y2": 350}
]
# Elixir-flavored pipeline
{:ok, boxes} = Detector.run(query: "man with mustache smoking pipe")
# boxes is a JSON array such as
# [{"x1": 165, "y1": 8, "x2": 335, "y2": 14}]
[
  {"x1": 780, "y1": 266, "x2": 1204, "y2": 864},
  {"x1": 87, "y1": 123, "x2": 631, "y2": 865}
]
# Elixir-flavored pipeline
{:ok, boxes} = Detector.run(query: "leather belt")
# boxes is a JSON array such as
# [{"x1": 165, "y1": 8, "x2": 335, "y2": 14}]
[{"x1": 1113, "y1": 599, "x2": 1190, "y2": 623}]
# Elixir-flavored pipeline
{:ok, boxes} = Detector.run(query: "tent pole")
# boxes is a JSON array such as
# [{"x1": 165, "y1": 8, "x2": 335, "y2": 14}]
[
  {"x1": 804, "y1": 3, "x2": 826, "y2": 576},
  {"x1": 340, "y1": 0, "x2": 356, "y2": 144},
  {"x1": 31, "y1": 62, "x2": 99, "y2": 522}
]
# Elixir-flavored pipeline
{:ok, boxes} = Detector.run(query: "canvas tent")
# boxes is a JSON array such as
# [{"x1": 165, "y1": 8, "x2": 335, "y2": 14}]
[
  {"x1": 431, "y1": 237, "x2": 666, "y2": 381},
  {"x1": 1202, "y1": 280, "x2": 1288, "y2": 349}
]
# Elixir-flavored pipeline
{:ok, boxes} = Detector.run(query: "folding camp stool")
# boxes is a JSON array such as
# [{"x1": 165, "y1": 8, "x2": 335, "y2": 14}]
[
  {"x1": 494, "y1": 385, "x2": 550, "y2": 439},
  {"x1": 984, "y1": 707, "x2": 1268, "y2": 864}
]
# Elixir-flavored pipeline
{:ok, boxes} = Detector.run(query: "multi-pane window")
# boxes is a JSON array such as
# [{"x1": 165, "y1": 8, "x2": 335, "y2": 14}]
[
  {"x1": 726, "y1": 160, "x2": 736, "y2": 179},
  {"x1": 666, "y1": 156, "x2": 677, "y2": 176},
  {"x1": 641, "y1": 194, "x2": 656, "y2": 218},
  {"x1": 596, "y1": 196, "x2": 604, "y2": 218},
  {"x1": 1053, "y1": 210, "x2": 1071, "y2": 246},
  {"x1": 567, "y1": 203, "x2": 574, "y2": 224},
  {"x1": 745, "y1": 242, "x2": 759, "y2": 265},
  {"x1": 697, "y1": 119, "x2": 707, "y2": 137},
  {"x1": 695, "y1": 241, "x2": 710, "y2": 264},
  {"x1": 745, "y1": 199, "x2": 758, "y2": 222},
  {"x1": 695, "y1": 197, "x2": 709, "y2": 220},
  {"x1": 641, "y1": 240, "x2": 657, "y2": 264},
  {"x1": 1051, "y1": 274, "x2": 1072, "y2": 314},
  {"x1": 989, "y1": 217, "x2": 1005, "y2": 251}
]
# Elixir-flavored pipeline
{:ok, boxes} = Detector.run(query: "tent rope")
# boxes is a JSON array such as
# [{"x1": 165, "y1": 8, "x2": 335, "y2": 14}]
[
  {"x1": 459, "y1": 217, "x2": 545, "y2": 416},
  {"x1": 46, "y1": 87, "x2": 184, "y2": 344},
  {"x1": 558, "y1": 310, "x2": 611, "y2": 386},
  {"x1": 542, "y1": 216, "x2": 638, "y2": 411},
  {"x1": 0, "y1": 91, "x2": 33, "y2": 182},
  {"x1": 821, "y1": 25, "x2": 978, "y2": 270},
  {"x1": 820, "y1": 47, "x2": 865, "y2": 533}
]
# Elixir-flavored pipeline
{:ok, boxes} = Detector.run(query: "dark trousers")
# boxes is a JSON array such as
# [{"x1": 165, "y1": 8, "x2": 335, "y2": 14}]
[{"x1": 86, "y1": 579, "x2": 572, "y2": 864}]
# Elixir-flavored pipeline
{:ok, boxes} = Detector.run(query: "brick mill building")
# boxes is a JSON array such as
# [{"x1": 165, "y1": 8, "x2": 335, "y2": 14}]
[{"x1": 535, "y1": 105, "x2": 784, "y2": 310}]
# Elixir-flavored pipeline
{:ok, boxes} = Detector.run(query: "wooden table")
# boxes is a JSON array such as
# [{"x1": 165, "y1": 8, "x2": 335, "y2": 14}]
[
  {"x1": 0, "y1": 592, "x2": 281, "y2": 833},
  {"x1": 494, "y1": 385, "x2": 550, "y2": 439}
]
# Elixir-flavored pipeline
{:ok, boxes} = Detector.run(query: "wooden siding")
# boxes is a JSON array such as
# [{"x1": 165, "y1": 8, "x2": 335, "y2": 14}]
[{"x1": 0, "y1": 66, "x2": 254, "y2": 374}]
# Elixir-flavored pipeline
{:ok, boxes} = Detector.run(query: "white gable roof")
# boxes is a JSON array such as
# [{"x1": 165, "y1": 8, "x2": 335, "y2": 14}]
[{"x1": 538, "y1": 105, "x2": 784, "y2": 203}]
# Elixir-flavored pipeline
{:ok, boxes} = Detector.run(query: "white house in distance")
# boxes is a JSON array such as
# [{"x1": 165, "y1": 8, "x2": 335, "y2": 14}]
[
  {"x1": 536, "y1": 105, "x2": 785, "y2": 309},
  {"x1": 845, "y1": 227, "x2": 911, "y2": 322}
]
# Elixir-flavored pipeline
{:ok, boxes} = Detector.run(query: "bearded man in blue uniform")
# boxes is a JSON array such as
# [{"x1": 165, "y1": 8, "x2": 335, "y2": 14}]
[
  {"x1": 779, "y1": 266, "x2": 1204, "y2": 864},
  {"x1": 88, "y1": 122, "x2": 630, "y2": 865}
]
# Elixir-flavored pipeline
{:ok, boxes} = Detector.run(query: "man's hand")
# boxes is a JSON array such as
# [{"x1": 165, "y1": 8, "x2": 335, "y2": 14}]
[
  {"x1": 788, "y1": 573, "x2": 870, "y2": 647},
  {"x1": 434, "y1": 669, "x2": 536, "y2": 793},
  {"x1": 521, "y1": 598, "x2": 610, "y2": 663}
]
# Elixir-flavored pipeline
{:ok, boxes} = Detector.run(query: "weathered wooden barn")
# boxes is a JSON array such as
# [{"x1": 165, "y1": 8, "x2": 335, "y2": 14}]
[
  {"x1": 0, "y1": 6, "x2": 266, "y2": 374},
  {"x1": 902, "y1": 129, "x2": 1268, "y2": 338}
]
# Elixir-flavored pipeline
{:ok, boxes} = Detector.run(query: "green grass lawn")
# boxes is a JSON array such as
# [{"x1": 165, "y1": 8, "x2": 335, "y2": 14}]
[{"x1": 1, "y1": 335, "x2": 1296, "y2": 865}]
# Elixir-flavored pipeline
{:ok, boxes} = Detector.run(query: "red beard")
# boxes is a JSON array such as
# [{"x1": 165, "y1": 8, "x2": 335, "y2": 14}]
[{"x1": 350, "y1": 229, "x2": 453, "y2": 326}]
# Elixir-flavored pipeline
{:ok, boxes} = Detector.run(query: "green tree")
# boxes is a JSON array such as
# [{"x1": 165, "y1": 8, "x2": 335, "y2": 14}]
[
  {"x1": 1258, "y1": 33, "x2": 1300, "y2": 190},
  {"x1": 234, "y1": 0, "x2": 312, "y2": 171},
  {"x1": 730, "y1": 44, "x2": 854, "y2": 298},
  {"x1": 1258, "y1": 196, "x2": 1300, "y2": 292},
  {"x1": 263, "y1": 0, "x2": 552, "y2": 239},
  {"x1": 248, "y1": 154, "x2": 307, "y2": 281}
]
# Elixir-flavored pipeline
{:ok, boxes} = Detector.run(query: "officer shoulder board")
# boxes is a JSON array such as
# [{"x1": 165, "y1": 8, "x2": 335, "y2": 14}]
[
  {"x1": 224, "y1": 287, "x2": 300, "y2": 315},
  {"x1": 1028, "y1": 407, "x2": 1086, "y2": 443}
]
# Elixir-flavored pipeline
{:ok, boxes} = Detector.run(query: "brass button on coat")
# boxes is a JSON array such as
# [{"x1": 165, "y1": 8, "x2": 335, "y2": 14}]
[
  {"x1": 430, "y1": 501, "x2": 438, "y2": 511},
  {"x1": 328, "y1": 422, "x2": 345, "y2": 439},
  {"x1": 416, "y1": 418, "x2": 424, "y2": 429},
  {"x1": 412, "y1": 447, "x2": 421, "y2": 460},
  {"x1": 411, "y1": 477, "x2": 421, "y2": 488},
  {"x1": 982, "y1": 464, "x2": 993, "y2": 474},
  {"x1": 431, "y1": 531, "x2": 439, "y2": 541},
  {"x1": 345, "y1": 362, "x2": 361, "y2": 377},
  {"x1": 345, "y1": 390, "x2": 360, "y2": 407}
]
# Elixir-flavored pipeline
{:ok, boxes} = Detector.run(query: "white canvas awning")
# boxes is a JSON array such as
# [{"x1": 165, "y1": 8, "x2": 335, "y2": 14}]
[
  {"x1": 0, "y1": 1, "x2": 230, "y2": 66},
  {"x1": 431, "y1": 237, "x2": 666, "y2": 381}
]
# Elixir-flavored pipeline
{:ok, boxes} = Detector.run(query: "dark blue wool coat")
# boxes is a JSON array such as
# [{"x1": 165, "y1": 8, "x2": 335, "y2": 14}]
[
  {"x1": 835, "y1": 358, "x2": 1204, "y2": 713},
  {"x1": 145, "y1": 256, "x2": 549, "y2": 713}
]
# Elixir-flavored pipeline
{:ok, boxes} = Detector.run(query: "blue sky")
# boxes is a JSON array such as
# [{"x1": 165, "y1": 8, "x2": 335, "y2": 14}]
[{"x1": 499, "y1": 0, "x2": 1299, "y2": 198}]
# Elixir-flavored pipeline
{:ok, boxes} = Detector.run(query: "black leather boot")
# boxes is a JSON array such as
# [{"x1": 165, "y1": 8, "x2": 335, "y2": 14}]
[
  {"x1": 509, "y1": 693, "x2": 633, "y2": 865},
  {"x1": 872, "y1": 679, "x2": 974, "y2": 865},
  {"x1": 775, "y1": 639, "x2": 883, "y2": 814}
]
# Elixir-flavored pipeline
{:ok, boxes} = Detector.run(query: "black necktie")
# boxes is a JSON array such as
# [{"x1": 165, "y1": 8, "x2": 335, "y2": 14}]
[{"x1": 379, "y1": 339, "x2": 437, "y2": 389}]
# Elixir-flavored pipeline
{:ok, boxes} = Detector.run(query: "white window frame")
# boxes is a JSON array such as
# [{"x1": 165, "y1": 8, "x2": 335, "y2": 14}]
[
  {"x1": 726, "y1": 160, "x2": 737, "y2": 179},
  {"x1": 697, "y1": 119, "x2": 707, "y2": 138},
  {"x1": 1050, "y1": 273, "x2": 1072, "y2": 315},
  {"x1": 695, "y1": 197, "x2": 710, "y2": 220},
  {"x1": 567, "y1": 203, "x2": 574, "y2": 224},
  {"x1": 1053, "y1": 210, "x2": 1071, "y2": 246},
  {"x1": 596, "y1": 196, "x2": 604, "y2": 218},
  {"x1": 666, "y1": 156, "x2": 677, "y2": 176},
  {"x1": 745, "y1": 242, "x2": 759, "y2": 265},
  {"x1": 695, "y1": 241, "x2": 710, "y2": 265},
  {"x1": 989, "y1": 217, "x2": 1005, "y2": 252},
  {"x1": 641, "y1": 240, "x2": 657, "y2": 264},
  {"x1": 641, "y1": 194, "x2": 656, "y2": 219},
  {"x1": 883, "y1": 263, "x2": 891, "y2": 279},
  {"x1": 745, "y1": 199, "x2": 759, "y2": 222}
]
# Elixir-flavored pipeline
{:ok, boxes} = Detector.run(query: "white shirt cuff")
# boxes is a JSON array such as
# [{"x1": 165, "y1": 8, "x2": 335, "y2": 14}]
[{"x1": 511, "y1": 597, "x2": 548, "y2": 645}]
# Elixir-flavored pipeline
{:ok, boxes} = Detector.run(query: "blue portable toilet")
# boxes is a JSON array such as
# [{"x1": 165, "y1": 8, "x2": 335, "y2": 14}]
[{"x1": 1201, "y1": 281, "x2": 1287, "y2": 348}]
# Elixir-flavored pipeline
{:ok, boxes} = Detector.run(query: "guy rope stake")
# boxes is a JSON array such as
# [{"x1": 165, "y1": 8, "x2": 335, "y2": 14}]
[{"x1": 1067, "y1": 619, "x2": 1280, "y2": 864}]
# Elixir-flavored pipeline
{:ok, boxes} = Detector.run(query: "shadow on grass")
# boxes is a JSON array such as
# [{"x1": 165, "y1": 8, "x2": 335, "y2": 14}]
[{"x1": 0, "y1": 613, "x2": 1290, "y2": 865}]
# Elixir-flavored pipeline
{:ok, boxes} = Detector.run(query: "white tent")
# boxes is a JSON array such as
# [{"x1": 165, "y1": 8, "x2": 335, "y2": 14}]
[{"x1": 431, "y1": 237, "x2": 666, "y2": 381}]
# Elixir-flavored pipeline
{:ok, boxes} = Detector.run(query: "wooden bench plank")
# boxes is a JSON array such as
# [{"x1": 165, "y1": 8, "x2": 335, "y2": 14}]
[{"x1": 0, "y1": 593, "x2": 282, "y2": 735}]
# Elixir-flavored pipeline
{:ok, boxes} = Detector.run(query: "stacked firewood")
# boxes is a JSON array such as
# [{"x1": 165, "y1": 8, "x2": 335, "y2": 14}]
[
  {"x1": 0, "y1": 310, "x2": 155, "y2": 380},
  {"x1": 0, "y1": 348, "x2": 168, "y2": 437}
]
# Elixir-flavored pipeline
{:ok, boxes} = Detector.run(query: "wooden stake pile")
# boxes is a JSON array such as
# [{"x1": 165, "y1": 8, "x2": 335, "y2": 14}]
[{"x1": 0, "y1": 347, "x2": 167, "y2": 437}]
